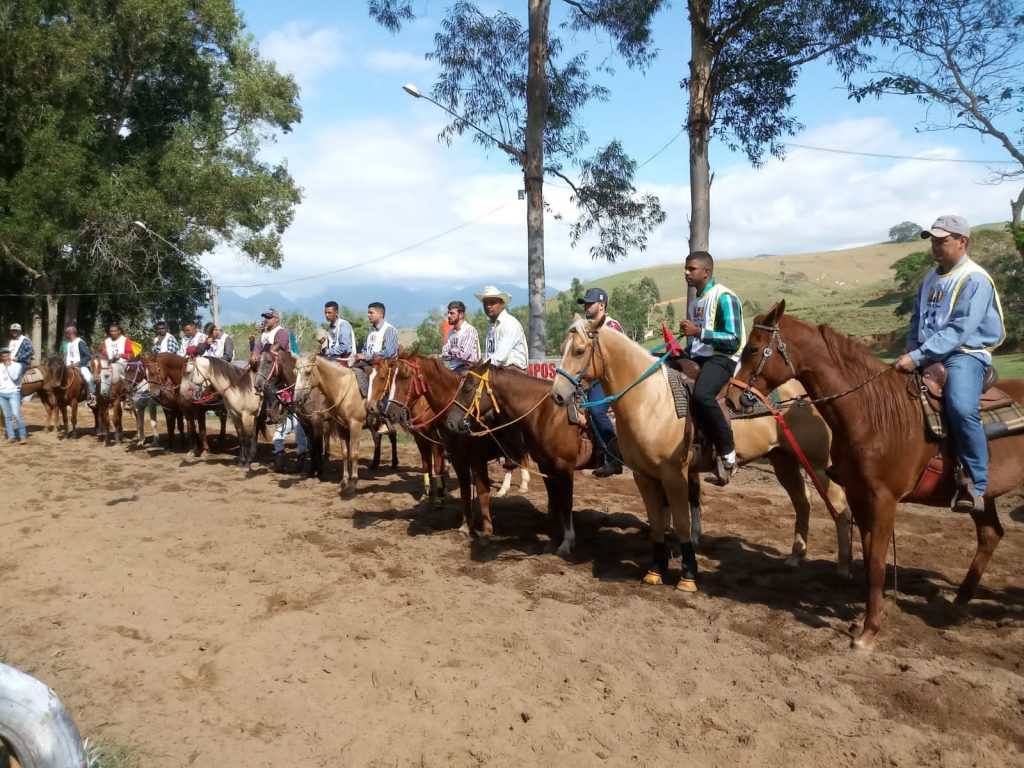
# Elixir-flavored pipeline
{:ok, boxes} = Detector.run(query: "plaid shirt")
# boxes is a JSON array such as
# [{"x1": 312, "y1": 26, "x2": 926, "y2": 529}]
[{"x1": 441, "y1": 323, "x2": 481, "y2": 371}]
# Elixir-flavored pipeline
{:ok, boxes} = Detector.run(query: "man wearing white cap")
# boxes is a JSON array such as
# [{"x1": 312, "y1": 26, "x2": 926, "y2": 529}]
[
  {"x1": 894, "y1": 214, "x2": 1006, "y2": 512},
  {"x1": 7, "y1": 324, "x2": 34, "y2": 367},
  {"x1": 476, "y1": 286, "x2": 527, "y2": 370}
]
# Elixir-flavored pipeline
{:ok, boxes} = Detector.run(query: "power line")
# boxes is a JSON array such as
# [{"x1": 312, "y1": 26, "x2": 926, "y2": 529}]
[{"x1": 783, "y1": 142, "x2": 1019, "y2": 165}]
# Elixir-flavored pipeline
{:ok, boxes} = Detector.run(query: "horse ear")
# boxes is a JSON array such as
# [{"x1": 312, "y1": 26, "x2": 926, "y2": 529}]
[
  {"x1": 764, "y1": 300, "x2": 786, "y2": 325},
  {"x1": 572, "y1": 312, "x2": 582, "y2": 323}
]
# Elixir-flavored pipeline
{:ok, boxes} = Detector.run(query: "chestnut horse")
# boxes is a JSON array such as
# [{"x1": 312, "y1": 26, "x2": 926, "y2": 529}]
[
  {"x1": 369, "y1": 356, "x2": 448, "y2": 502},
  {"x1": 445, "y1": 362, "x2": 585, "y2": 554},
  {"x1": 381, "y1": 353, "x2": 530, "y2": 545},
  {"x1": 729, "y1": 300, "x2": 1024, "y2": 649},
  {"x1": 89, "y1": 356, "x2": 126, "y2": 445},
  {"x1": 142, "y1": 353, "x2": 226, "y2": 454},
  {"x1": 293, "y1": 353, "x2": 365, "y2": 495},
  {"x1": 43, "y1": 357, "x2": 95, "y2": 438}
]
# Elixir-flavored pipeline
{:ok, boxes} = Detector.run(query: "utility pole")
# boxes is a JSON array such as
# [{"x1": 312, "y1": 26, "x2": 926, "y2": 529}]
[{"x1": 209, "y1": 282, "x2": 220, "y2": 328}]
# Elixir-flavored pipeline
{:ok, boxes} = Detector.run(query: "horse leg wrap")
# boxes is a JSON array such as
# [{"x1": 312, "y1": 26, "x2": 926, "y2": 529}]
[
  {"x1": 642, "y1": 541, "x2": 670, "y2": 585},
  {"x1": 678, "y1": 541, "x2": 699, "y2": 592}
]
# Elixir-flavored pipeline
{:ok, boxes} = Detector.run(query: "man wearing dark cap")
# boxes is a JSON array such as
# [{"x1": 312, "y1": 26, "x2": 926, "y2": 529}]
[
  {"x1": 578, "y1": 287, "x2": 627, "y2": 476},
  {"x1": 894, "y1": 215, "x2": 1005, "y2": 512},
  {"x1": 7, "y1": 324, "x2": 34, "y2": 367}
]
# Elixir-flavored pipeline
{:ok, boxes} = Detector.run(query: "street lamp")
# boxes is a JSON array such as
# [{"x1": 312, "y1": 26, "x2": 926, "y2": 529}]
[
  {"x1": 133, "y1": 220, "x2": 220, "y2": 328},
  {"x1": 402, "y1": 83, "x2": 523, "y2": 161}
]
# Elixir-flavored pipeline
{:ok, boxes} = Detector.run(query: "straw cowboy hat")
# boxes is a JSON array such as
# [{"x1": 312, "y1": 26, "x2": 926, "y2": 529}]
[{"x1": 475, "y1": 285, "x2": 512, "y2": 304}]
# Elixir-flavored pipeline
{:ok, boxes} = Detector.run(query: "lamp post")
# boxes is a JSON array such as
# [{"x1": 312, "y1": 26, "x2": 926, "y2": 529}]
[
  {"x1": 402, "y1": 84, "x2": 524, "y2": 162},
  {"x1": 133, "y1": 220, "x2": 220, "y2": 328}
]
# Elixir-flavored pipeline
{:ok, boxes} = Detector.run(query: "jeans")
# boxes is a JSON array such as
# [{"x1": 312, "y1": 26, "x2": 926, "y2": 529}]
[
  {"x1": 0, "y1": 391, "x2": 27, "y2": 439},
  {"x1": 273, "y1": 415, "x2": 308, "y2": 454},
  {"x1": 586, "y1": 381, "x2": 616, "y2": 448},
  {"x1": 691, "y1": 354, "x2": 736, "y2": 456},
  {"x1": 943, "y1": 352, "x2": 989, "y2": 494}
]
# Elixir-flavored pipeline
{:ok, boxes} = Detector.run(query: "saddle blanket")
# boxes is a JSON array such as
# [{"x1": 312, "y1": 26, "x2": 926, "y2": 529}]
[
  {"x1": 923, "y1": 399, "x2": 1024, "y2": 441},
  {"x1": 21, "y1": 367, "x2": 44, "y2": 385}
]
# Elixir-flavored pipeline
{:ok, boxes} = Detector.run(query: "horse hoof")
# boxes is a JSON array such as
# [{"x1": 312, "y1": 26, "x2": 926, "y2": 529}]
[
  {"x1": 676, "y1": 578, "x2": 698, "y2": 593},
  {"x1": 555, "y1": 543, "x2": 572, "y2": 557},
  {"x1": 642, "y1": 571, "x2": 664, "y2": 586},
  {"x1": 784, "y1": 555, "x2": 803, "y2": 569},
  {"x1": 851, "y1": 633, "x2": 876, "y2": 651}
]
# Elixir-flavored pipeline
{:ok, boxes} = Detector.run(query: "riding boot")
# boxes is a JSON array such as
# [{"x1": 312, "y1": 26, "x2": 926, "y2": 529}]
[
  {"x1": 679, "y1": 541, "x2": 698, "y2": 592},
  {"x1": 642, "y1": 541, "x2": 671, "y2": 585},
  {"x1": 593, "y1": 437, "x2": 623, "y2": 477},
  {"x1": 273, "y1": 451, "x2": 286, "y2": 473}
]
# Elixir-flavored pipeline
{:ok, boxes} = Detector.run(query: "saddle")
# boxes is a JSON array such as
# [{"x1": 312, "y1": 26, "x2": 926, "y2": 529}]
[
  {"x1": 21, "y1": 366, "x2": 44, "y2": 386},
  {"x1": 913, "y1": 362, "x2": 1024, "y2": 442}
]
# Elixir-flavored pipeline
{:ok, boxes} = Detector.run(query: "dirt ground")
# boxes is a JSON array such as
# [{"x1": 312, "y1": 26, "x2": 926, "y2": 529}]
[{"x1": 1, "y1": 399, "x2": 1023, "y2": 768}]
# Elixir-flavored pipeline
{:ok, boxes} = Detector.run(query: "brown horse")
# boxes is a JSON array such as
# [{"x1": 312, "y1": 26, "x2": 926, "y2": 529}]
[
  {"x1": 43, "y1": 356, "x2": 95, "y2": 438},
  {"x1": 381, "y1": 353, "x2": 529, "y2": 543},
  {"x1": 369, "y1": 355, "x2": 448, "y2": 502},
  {"x1": 445, "y1": 362, "x2": 584, "y2": 554},
  {"x1": 142, "y1": 353, "x2": 226, "y2": 455},
  {"x1": 90, "y1": 356, "x2": 125, "y2": 445},
  {"x1": 728, "y1": 300, "x2": 1024, "y2": 649}
]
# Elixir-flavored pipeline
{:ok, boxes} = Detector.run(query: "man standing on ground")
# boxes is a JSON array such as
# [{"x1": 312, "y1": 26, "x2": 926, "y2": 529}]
[
  {"x1": 578, "y1": 287, "x2": 626, "y2": 477},
  {"x1": 477, "y1": 286, "x2": 527, "y2": 370},
  {"x1": 678, "y1": 251, "x2": 745, "y2": 485},
  {"x1": 893, "y1": 215, "x2": 1005, "y2": 512},
  {"x1": 440, "y1": 301, "x2": 480, "y2": 374},
  {"x1": 0, "y1": 346, "x2": 28, "y2": 443}
]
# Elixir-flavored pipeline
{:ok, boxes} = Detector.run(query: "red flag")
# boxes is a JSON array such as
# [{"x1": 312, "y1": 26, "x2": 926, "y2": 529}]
[{"x1": 662, "y1": 323, "x2": 684, "y2": 355}]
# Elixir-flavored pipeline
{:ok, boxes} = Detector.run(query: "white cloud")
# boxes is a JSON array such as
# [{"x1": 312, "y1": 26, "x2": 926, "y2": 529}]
[
  {"x1": 205, "y1": 115, "x2": 1014, "y2": 299},
  {"x1": 261, "y1": 21, "x2": 346, "y2": 94},
  {"x1": 362, "y1": 48, "x2": 434, "y2": 73}
]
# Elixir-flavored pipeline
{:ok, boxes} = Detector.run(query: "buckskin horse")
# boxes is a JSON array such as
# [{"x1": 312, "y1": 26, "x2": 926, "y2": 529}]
[
  {"x1": 142, "y1": 353, "x2": 226, "y2": 454},
  {"x1": 550, "y1": 315, "x2": 852, "y2": 592},
  {"x1": 728, "y1": 300, "x2": 1024, "y2": 649},
  {"x1": 381, "y1": 353, "x2": 531, "y2": 545},
  {"x1": 181, "y1": 356, "x2": 266, "y2": 468},
  {"x1": 445, "y1": 361, "x2": 594, "y2": 555},
  {"x1": 369, "y1": 356, "x2": 448, "y2": 503},
  {"x1": 293, "y1": 353, "x2": 365, "y2": 495}
]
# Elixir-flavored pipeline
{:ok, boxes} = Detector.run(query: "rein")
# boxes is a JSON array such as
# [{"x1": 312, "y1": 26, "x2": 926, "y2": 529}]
[
  {"x1": 452, "y1": 368, "x2": 550, "y2": 438},
  {"x1": 387, "y1": 359, "x2": 462, "y2": 431}
]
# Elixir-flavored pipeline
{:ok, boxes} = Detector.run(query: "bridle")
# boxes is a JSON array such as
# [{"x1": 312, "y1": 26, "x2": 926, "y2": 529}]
[
  {"x1": 735, "y1": 322, "x2": 797, "y2": 405},
  {"x1": 554, "y1": 326, "x2": 602, "y2": 391}
]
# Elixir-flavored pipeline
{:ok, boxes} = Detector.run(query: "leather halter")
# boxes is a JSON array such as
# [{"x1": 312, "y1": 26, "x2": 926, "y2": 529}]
[
  {"x1": 739, "y1": 322, "x2": 796, "y2": 401},
  {"x1": 555, "y1": 326, "x2": 602, "y2": 391}
]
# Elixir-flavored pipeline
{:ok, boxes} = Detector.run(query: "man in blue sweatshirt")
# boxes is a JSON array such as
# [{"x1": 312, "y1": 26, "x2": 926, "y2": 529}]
[{"x1": 893, "y1": 215, "x2": 1005, "y2": 512}]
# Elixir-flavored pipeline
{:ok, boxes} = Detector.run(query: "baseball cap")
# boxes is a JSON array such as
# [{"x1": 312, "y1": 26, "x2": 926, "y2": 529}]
[
  {"x1": 0, "y1": 347, "x2": 9, "y2": 354},
  {"x1": 260, "y1": 307, "x2": 279, "y2": 319},
  {"x1": 9, "y1": 323, "x2": 21, "y2": 331},
  {"x1": 577, "y1": 287, "x2": 609, "y2": 305},
  {"x1": 921, "y1": 215, "x2": 970, "y2": 239}
]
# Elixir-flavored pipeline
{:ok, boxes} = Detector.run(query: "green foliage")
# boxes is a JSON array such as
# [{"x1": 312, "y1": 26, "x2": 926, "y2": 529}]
[
  {"x1": 416, "y1": 308, "x2": 445, "y2": 355},
  {"x1": 889, "y1": 221, "x2": 923, "y2": 242},
  {"x1": 890, "y1": 250, "x2": 932, "y2": 316},
  {"x1": 0, "y1": 0, "x2": 302, "y2": 342},
  {"x1": 545, "y1": 277, "x2": 586, "y2": 354}
]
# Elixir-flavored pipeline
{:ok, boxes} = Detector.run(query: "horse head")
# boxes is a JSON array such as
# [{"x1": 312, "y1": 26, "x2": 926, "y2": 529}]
[
  {"x1": 45, "y1": 355, "x2": 65, "y2": 385},
  {"x1": 180, "y1": 356, "x2": 205, "y2": 401},
  {"x1": 728, "y1": 300, "x2": 794, "y2": 413},
  {"x1": 382, "y1": 353, "x2": 425, "y2": 427},
  {"x1": 367, "y1": 357, "x2": 395, "y2": 415},
  {"x1": 550, "y1": 313, "x2": 601, "y2": 407},
  {"x1": 293, "y1": 353, "x2": 319, "y2": 406}
]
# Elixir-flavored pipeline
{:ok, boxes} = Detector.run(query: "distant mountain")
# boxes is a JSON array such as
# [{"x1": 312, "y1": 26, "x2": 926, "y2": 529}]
[{"x1": 217, "y1": 283, "x2": 558, "y2": 328}]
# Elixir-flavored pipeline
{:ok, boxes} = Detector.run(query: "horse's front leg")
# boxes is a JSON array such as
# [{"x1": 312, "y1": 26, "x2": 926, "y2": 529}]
[
  {"x1": 547, "y1": 471, "x2": 575, "y2": 557},
  {"x1": 767, "y1": 452, "x2": 812, "y2": 567},
  {"x1": 634, "y1": 472, "x2": 671, "y2": 586},
  {"x1": 956, "y1": 497, "x2": 1004, "y2": 605},
  {"x1": 197, "y1": 410, "x2": 209, "y2": 456},
  {"x1": 473, "y1": 458, "x2": 493, "y2": 541},
  {"x1": 370, "y1": 429, "x2": 382, "y2": 469},
  {"x1": 851, "y1": 490, "x2": 897, "y2": 651},
  {"x1": 451, "y1": 458, "x2": 474, "y2": 537},
  {"x1": 389, "y1": 426, "x2": 398, "y2": 468}
]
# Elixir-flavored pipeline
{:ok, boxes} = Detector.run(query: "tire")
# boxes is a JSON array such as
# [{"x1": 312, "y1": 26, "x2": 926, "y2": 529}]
[{"x1": 0, "y1": 663, "x2": 86, "y2": 768}]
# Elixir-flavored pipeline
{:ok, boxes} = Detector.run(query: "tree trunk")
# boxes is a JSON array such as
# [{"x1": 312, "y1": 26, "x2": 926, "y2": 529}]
[
  {"x1": 45, "y1": 292, "x2": 59, "y2": 354},
  {"x1": 30, "y1": 295, "x2": 44, "y2": 363},
  {"x1": 525, "y1": 0, "x2": 550, "y2": 361},
  {"x1": 1012, "y1": 185, "x2": 1024, "y2": 260},
  {"x1": 687, "y1": 0, "x2": 714, "y2": 254},
  {"x1": 63, "y1": 294, "x2": 80, "y2": 337}
]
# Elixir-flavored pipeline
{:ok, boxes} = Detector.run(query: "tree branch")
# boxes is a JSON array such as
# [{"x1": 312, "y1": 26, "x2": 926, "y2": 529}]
[{"x1": 0, "y1": 243, "x2": 43, "y2": 280}]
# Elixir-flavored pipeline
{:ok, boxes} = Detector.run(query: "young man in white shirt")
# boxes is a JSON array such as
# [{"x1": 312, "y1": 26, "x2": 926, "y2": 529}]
[{"x1": 0, "y1": 346, "x2": 28, "y2": 442}]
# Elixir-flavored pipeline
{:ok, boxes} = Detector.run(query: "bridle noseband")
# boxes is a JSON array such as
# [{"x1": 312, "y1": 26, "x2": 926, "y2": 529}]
[{"x1": 737, "y1": 322, "x2": 797, "y2": 405}]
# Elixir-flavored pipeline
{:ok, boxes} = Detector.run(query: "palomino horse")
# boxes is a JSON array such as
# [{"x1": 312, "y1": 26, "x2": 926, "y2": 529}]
[
  {"x1": 381, "y1": 353, "x2": 530, "y2": 543},
  {"x1": 445, "y1": 362, "x2": 590, "y2": 555},
  {"x1": 43, "y1": 357, "x2": 94, "y2": 438},
  {"x1": 142, "y1": 353, "x2": 225, "y2": 454},
  {"x1": 728, "y1": 300, "x2": 1024, "y2": 649},
  {"x1": 293, "y1": 353, "x2": 365, "y2": 495},
  {"x1": 181, "y1": 356, "x2": 265, "y2": 467},
  {"x1": 550, "y1": 315, "x2": 852, "y2": 592},
  {"x1": 369, "y1": 356, "x2": 449, "y2": 502}
]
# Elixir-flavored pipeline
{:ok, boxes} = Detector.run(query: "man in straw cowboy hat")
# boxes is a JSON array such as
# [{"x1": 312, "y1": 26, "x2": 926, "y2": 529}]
[{"x1": 476, "y1": 286, "x2": 527, "y2": 370}]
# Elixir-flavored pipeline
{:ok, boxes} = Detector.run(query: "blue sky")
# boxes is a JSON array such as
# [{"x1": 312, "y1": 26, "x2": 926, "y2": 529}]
[{"x1": 210, "y1": 1, "x2": 1021, "y2": 298}]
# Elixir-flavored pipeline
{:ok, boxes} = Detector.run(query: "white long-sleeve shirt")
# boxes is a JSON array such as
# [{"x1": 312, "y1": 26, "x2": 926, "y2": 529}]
[
  {"x1": 0, "y1": 362, "x2": 23, "y2": 394},
  {"x1": 483, "y1": 310, "x2": 528, "y2": 369}
]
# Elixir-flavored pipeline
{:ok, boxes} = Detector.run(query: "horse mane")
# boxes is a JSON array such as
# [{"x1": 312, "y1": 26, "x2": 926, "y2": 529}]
[
  {"x1": 204, "y1": 355, "x2": 246, "y2": 383},
  {"x1": 814, "y1": 323, "x2": 918, "y2": 435}
]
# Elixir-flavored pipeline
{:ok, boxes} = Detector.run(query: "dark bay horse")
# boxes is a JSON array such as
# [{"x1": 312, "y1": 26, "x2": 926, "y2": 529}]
[
  {"x1": 370, "y1": 355, "x2": 448, "y2": 502},
  {"x1": 44, "y1": 357, "x2": 94, "y2": 438},
  {"x1": 729, "y1": 300, "x2": 1024, "y2": 649},
  {"x1": 142, "y1": 353, "x2": 226, "y2": 455},
  {"x1": 382, "y1": 354, "x2": 530, "y2": 544},
  {"x1": 445, "y1": 362, "x2": 584, "y2": 554},
  {"x1": 257, "y1": 348, "x2": 330, "y2": 477}
]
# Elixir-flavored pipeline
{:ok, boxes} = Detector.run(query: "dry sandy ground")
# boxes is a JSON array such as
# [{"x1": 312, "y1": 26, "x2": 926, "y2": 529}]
[{"x1": 1, "y1": 400, "x2": 1023, "y2": 768}]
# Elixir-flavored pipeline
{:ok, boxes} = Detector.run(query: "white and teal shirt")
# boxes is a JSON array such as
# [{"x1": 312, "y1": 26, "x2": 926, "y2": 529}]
[
  {"x1": 686, "y1": 280, "x2": 745, "y2": 362},
  {"x1": 907, "y1": 255, "x2": 1005, "y2": 366}
]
